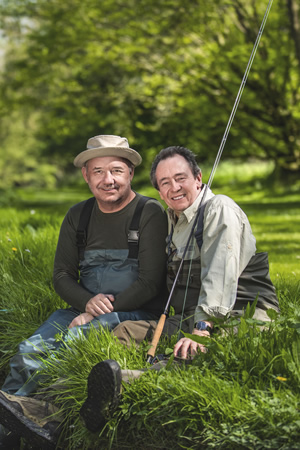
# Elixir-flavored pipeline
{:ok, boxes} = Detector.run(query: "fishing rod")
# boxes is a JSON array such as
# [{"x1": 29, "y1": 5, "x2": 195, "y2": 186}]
[{"x1": 146, "y1": 0, "x2": 274, "y2": 363}]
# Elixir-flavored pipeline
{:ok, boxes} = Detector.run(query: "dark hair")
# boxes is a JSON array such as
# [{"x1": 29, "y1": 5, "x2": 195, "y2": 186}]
[{"x1": 150, "y1": 146, "x2": 201, "y2": 190}]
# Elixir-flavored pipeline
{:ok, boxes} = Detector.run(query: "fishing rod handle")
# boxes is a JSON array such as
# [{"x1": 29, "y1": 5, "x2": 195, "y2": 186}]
[{"x1": 146, "y1": 313, "x2": 167, "y2": 362}]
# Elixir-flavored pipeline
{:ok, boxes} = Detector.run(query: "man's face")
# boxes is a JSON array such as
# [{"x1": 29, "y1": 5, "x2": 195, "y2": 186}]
[
  {"x1": 82, "y1": 156, "x2": 134, "y2": 212},
  {"x1": 156, "y1": 154, "x2": 202, "y2": 216}
]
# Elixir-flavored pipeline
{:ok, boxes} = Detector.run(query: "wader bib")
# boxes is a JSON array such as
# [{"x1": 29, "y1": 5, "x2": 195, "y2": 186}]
[{"x1": 76, "y1": 196, "x2": 150, "y2": 296}]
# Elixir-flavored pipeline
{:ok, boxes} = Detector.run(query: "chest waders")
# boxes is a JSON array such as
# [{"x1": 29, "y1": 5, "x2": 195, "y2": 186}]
[
  {"x1": 2, "y1": 196, "x2": 154, "y2": 397},
  {"x1": 76, "y1": 196, "x2": 150, "y2": 296}
]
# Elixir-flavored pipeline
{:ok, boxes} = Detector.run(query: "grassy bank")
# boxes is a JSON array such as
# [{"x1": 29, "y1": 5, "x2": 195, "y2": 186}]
[{"x1": 0, "y1": 160, "x2": 299, "y2": 448}]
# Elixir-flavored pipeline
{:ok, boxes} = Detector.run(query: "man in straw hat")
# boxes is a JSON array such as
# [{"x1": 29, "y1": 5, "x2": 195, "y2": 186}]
[{"x1": 0, "y1": 135, "x2": 168, "y2": 448}]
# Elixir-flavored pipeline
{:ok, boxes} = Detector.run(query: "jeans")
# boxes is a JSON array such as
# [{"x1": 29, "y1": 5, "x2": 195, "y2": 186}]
[{"x1": 2, "y1": 307, "x2": 157, "y2": 396}]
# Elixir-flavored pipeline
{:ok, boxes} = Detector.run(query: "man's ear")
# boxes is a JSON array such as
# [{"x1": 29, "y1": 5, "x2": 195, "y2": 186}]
[
  {"x1": 130, "y1": 168, "x2": 135, "y2": 182},
  {"x1": 196, "y1": 172, "x2": 202, "y2": 190},
  {"x1": 81, "y1": 166, "x2": 88, "y2": 183}
]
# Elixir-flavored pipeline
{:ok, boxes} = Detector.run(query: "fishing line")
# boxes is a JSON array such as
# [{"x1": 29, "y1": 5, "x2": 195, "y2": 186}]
[
  {"x1": 207, "y1": 0, "x2": 273, "y2": 189},
  {"x1": 146, "y1": 0, "x2": 274, "y2": 362}
]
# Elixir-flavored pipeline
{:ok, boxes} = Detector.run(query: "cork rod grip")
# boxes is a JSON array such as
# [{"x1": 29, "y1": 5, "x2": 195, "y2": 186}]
[{"x1": 146, "y1": 313, "x2": 167, "y2": 361}]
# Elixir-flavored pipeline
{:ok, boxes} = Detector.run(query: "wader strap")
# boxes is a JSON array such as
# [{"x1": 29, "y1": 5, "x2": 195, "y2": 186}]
[
  {"x1": 194, "y1": 201, "x2": 209, "y2": 250},
  {"x1": 76, "y1": 195, "x2": 151, "y2": 260},
  {"x1": 128, "y1": 196, "x2": 151, "y2": 259},
  {"x1": 76, "y1": 197, "x2": 96, "y2": 261}
]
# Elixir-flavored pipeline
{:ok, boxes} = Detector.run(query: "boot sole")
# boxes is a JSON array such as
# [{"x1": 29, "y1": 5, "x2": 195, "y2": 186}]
[{"x1": 80, "y1": 359, "x2": 121, "y2": 432}]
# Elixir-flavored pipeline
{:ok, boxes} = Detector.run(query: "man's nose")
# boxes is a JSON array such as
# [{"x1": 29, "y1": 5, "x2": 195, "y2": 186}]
[
  {"x1": 103, "y1": 171, "x2": 114, "y2": 183},
  {"x1": 170, "y1": 179, "x2": 181, "y2": 191}
]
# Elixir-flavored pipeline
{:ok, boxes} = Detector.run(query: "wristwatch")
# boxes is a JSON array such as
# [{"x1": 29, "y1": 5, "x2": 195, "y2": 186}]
[{"x1": 194, "y1": 321, "x2": 212, "y2": 333}]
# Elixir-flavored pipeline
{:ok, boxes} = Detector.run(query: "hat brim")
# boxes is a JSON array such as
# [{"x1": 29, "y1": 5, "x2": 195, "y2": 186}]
[{"x1": 73, "y1": 147, "x2": 142, "y2": 168}]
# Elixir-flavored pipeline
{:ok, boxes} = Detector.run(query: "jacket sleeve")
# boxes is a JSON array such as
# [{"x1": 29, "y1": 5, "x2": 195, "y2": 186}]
[{"x1": 194, "y1": 195, "x2": 256, "y2": 322}]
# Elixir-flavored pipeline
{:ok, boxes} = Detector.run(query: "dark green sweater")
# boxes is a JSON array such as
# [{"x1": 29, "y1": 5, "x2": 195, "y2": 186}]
[{"x1": 53, "y1": 193, "x2": 168, "y2": 315}]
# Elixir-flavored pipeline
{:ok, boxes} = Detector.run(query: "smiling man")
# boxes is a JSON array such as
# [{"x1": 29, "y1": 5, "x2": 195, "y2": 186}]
[
  {"x1": 150, "y1": 145, "x2": 279, "y2": 357},
  {"x1": 0, "y1": 135, "x2": 168, "y2": 448},
  {"x1": 154, "y1": 152, "x2": 202, "y2": 215},
  {"x1": 81, "y1": 155, "x2": 136, "y2": 212}
]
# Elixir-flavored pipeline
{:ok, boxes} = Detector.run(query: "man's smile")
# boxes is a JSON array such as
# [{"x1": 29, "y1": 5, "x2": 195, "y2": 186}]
[
  {"x1": 171, "y1": 194, "x2": 185, "y2": 201},
  {"x1": 99, "y1": 185, "x2": 119, "y2": 192}
]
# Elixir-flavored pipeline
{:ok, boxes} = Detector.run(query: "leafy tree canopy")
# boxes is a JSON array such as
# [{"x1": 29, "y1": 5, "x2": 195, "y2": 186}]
[{"x1": 0, "y1": 0, "x2": 299, "y2": 187}]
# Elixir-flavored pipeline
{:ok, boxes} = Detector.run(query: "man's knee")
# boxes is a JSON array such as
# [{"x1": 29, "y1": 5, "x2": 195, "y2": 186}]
[{"x1": 112, "y1": 320, "x2": 157, "y2": 347}]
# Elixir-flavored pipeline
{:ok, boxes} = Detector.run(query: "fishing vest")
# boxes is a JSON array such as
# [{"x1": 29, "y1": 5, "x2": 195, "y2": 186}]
[
  {"x1": 76, "y1": 196, "x2": 150, "y2": 296},
  {"x1": 167, "y1": 200, "x2": 279, "y2": 315}
]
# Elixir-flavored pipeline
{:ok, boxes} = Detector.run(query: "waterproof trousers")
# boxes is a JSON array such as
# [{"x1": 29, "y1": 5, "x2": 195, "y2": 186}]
[
  {"x1": 113, "y1": 307, "x2": 273, "y2": 348},
  {"x1": 2, "y1": 307, "x2": 157, "y2": 396}
]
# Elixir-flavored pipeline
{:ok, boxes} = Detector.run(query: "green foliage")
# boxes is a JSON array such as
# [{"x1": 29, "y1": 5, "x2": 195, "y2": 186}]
[
  {"x1": 0, "y1": 0, "x2": 299, "y2": 188},
  {"x1": 0, "y1": 113, "x2": 59, "y2": 189}
]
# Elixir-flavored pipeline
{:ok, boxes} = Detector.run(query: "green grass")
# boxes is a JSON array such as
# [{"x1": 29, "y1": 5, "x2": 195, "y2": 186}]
[
  {"x1": 32, "y1": 311, "x2": 300, "y2": 449},
  {"x1": 0, "y1": 209, "x2": 66, "y2": 368},
  {"x1": 0, "y1": 160, "x2": 299, "y2": 448}
]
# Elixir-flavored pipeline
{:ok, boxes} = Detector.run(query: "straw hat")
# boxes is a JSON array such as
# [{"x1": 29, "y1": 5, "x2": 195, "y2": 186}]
[{"x1": 73, "y1": 135, "x2": 142, "y2": 168}]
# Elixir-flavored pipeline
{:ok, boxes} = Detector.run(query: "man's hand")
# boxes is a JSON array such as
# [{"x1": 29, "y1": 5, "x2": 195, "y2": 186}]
[
  {"x1": 173, "y1": 329, "x2": 210, "y2": 359},
  {"x1": 68, "y1": 312, "x2": 94, "y2": 329},
  {"x1": 85, "y1": 294, "x2": 115, "y2": 316}
]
